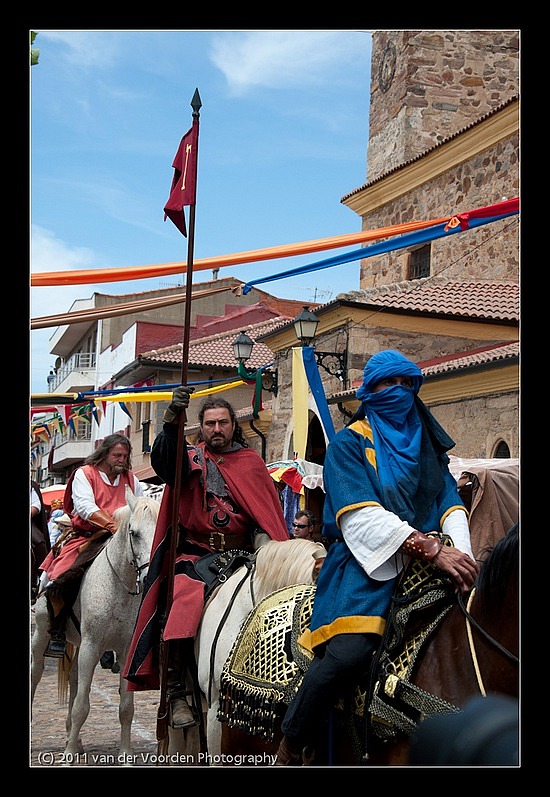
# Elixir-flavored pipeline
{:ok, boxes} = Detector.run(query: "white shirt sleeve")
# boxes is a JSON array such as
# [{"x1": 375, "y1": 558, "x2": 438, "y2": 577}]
[
  {"x1": 442, "y1": 508, "x2": 475, "y2": 560},
  {"x1": 72, "y1": 469, "x2": 145, "y2": 520},
  {"x1": 341, "y1": 504, "x2": 416, "y2": 581},
  {"x1": 72, "y1": 468, "x2": 101, "y2": 520},
  {"x1": 30, "y1": 488, "x2": 41, "y2": 512},
  {"x1": 341, "y1": 504, "x2": 475, "y2": 581}
]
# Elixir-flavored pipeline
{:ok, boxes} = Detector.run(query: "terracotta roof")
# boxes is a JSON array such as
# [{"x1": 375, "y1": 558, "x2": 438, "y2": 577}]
[
  {"x1": 341, "y1": 96, "x2": 519, "y2": 203},
  {"x1": 251, "y1": 292, "x2": 319, "y2": 318},
  {"x1": 334, "y1": 341, "x2": 519, "y2": 399},
  {"x1": 418, "y1": 341, "x2": 519, "y2": 376},
  {"x1": 339, "y1": 278, "x2": 518, "y2": 323},
  {"x1": 138, "y1": 316, "x2": 291, "y2": 371}
]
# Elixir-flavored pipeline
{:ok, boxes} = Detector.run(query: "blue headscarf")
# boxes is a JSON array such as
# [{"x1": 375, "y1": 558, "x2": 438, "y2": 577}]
[
  {"x1": 356, "y1": 350, "x2": 425, "y2": 522},
  {"x1": 356, "y1": 349, "x2": 424, "y2": 400}
]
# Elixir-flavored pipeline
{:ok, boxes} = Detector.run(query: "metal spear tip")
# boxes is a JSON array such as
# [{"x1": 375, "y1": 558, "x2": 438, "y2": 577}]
[{"x1": 191, "y1": 88, "x2": 202, "y2": 115}]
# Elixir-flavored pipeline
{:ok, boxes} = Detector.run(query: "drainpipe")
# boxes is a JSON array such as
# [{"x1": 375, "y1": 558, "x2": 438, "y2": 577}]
[{"x1": 249, "y1": 420, "x2": 267, "y2": 461}]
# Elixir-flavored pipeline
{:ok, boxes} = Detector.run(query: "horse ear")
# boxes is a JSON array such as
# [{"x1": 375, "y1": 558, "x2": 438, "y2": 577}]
[{"x1": 126, "y1": 485, "x2": 137, "y2": 510}]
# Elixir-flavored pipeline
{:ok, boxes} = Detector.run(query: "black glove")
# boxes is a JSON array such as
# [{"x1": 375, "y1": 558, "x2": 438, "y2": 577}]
[{"x1": 163, "y1": 385, "x2": 194, "y2": 423}]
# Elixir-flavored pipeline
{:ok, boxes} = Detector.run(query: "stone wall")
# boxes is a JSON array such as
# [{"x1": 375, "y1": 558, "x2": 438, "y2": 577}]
[
  {"x1": 368, "y1": 30, "x2": 520, "y2": 181},
  {"x1": 428, "y1": 392, "x2": 519, "y2": 459},
  {"x1": 359, "y1": 131, "x2": 519, "y2": 287}
]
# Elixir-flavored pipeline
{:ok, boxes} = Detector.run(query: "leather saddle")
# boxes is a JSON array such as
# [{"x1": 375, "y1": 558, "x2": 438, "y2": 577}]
[{"x1": 194, "y1": 548, "x2": 256, "y2": 602}]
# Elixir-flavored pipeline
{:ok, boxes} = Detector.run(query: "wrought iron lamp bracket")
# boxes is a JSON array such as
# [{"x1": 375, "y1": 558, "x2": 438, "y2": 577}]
[{"x1": 314, "y1": 350, "x2": 347, "y2": 383}]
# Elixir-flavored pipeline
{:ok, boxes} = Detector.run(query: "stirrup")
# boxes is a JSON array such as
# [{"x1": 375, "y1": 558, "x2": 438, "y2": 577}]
[{"x1": 44, "y1": 636, "x2": 67, "y2": 659}]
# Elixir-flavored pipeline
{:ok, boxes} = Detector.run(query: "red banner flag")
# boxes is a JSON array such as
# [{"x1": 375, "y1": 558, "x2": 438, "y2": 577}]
[{"x1": 163, "y1": 118, "x2": 199, "y2": 236}]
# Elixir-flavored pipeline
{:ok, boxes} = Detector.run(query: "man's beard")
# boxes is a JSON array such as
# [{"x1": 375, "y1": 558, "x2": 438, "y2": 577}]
[
  {"x1": 208, "y1": 436, "x2": 225, "y2": 450},
  {"x1": 111, "y1": 463, "x2": 128, "y2": 474}
]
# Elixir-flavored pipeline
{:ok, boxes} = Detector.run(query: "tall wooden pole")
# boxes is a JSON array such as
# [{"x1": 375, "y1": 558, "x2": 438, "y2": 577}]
[{"x1": 156, "y1": 89, "x2": 202, "y2": 754}]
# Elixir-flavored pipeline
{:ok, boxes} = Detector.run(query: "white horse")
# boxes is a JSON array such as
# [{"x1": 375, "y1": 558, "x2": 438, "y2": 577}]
[
  {"x1": 31, "y1": 487, "x2": 160, "y2": 760},
  {"x1": 191, "y1": 538, "x2": 323, "y2": 759}
]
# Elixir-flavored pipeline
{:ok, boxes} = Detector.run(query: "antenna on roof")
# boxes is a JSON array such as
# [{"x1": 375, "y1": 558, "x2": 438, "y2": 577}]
[{"x1": 305, "y1": 287, "x2": 333, "y2": 302}]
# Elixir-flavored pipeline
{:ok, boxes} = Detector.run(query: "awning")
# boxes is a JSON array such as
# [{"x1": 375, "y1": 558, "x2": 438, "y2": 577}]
[
  {"x1": 267, "y1": 459, "x2": 325, "y2": 495},
  {"x1": 40, "y1": 484, "x2": 67, "y2": 506}
]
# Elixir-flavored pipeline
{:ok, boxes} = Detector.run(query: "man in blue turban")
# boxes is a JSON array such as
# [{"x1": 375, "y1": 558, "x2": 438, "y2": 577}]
[{"x1": 275, "y1": 350, "x2": 479, "y2": 765}]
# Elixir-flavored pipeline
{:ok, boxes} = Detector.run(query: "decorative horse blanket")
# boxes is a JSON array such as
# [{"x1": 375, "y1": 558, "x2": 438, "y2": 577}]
[{"x1": 217, "y1": 539, "x2": 459, "y2": 746}]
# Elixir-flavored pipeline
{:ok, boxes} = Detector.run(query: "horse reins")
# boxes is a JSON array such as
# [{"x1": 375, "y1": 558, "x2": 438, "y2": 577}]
[
  {"x1": 207, "y1": 560, "x2": 256, "y2": 707},
  {"x1": 105, "y1": 524, "x2": 150, "y2": 596},
  {"x1": 458, "y1": 587, "x2": 519, "y2": 697}
]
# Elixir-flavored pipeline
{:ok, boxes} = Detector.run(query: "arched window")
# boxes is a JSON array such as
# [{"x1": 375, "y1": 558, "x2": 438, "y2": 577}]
[{"x1": 493, "y1": 440, "x2": 511, "y2": 458}]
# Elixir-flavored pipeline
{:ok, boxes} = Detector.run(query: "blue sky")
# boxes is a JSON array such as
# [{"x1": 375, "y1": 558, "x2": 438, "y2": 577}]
[{"x1": 30, "y1": 29, "x2": 373, "y2": 394}]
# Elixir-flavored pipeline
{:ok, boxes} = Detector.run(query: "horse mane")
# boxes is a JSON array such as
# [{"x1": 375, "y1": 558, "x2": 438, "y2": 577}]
[
  {"x1": 476, "y1": 522, "x2": 518, "y2": 603},
  {"x1": 112, "y1": 496, "x2": 160, "y2": 537},
  {"x1": 113, "y1": 502, "x2": 131, "y2": 525},
  {"x1": 253, "y1": 539, "x2": 322, "y2": 596}
]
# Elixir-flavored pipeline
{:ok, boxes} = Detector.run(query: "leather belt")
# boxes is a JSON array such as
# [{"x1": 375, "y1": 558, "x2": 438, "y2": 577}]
[{"x1": 186, "y1": 530, "x2": 251, "y2": 553}]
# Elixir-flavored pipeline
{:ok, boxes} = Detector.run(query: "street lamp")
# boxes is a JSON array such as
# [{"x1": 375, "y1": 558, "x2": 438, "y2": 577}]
[
  {"x1": 292, "y1": 307, "x2": 348, "y2": 385},
  {"x1": 231, "y1": 331, "x2": 278, "y2": 395},
  {"x1": 231, "y1": 331, "x2": 255, "y2": 364},
  {"x1": 292, "y1": 306, "x2": 319, "y2": 347}
]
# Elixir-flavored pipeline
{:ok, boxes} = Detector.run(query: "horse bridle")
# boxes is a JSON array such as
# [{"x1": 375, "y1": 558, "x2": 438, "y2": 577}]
[
  {"x1": 457, "y1": 587, "x2": 518, "y2": 697},
  {"x1": 105, "y1": 522, "x2": 150, "y2": 596}
]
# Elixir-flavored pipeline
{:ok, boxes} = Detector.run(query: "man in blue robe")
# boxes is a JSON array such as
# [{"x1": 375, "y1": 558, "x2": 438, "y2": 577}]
[{"x1": 275, "y1": 350, "x2": 479, "y2": 765}]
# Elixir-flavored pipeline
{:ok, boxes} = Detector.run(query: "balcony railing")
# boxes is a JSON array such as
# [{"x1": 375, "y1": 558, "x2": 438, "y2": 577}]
[{"x1": 48, "y1": 352, "x2": 96, "y2": 392}]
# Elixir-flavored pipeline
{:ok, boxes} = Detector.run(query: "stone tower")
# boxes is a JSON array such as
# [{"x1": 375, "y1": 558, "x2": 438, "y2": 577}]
[{"x1": 367, "y1": 30, "x2": 520, "y2": 182}]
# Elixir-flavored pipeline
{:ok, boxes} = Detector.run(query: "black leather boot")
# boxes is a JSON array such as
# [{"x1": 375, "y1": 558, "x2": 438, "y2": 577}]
[
  {"x1": 167, "y1": 639, "x2": 196, "y2": 729},
  {"x1": 45, "y1": 597, "x2": 67, "y2": 658}
]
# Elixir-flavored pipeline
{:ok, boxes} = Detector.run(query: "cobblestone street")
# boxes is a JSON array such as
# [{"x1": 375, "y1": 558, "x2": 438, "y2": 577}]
[{"x1": 30, "y1": 646, "x2": 160, "y2": 768}]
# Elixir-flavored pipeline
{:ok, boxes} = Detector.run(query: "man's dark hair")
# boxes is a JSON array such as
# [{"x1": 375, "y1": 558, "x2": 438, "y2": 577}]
[
  {"x1": 295, "y1": 509, "x2": 316, "y2": 525},
  {"x1": 197, "y1": 397, "x2": 248, "y2": 448},
  {"x1": 85, "y1": 433, "x2": 133, "y2": 469}
]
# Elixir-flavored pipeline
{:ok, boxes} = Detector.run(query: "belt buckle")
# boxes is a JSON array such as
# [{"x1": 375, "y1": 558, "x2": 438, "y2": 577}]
[{"x1": 209, "y1": 531, "x2": 225, "y2": 552}]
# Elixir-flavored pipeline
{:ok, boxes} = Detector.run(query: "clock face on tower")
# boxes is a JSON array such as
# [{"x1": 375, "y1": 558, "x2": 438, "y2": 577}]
[{"x1": 378, "y1": 41, "x2": 397, "y2": 93}]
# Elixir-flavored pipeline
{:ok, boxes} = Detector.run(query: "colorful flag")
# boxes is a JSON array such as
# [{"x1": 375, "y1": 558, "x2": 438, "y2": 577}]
[
  {"x1": 292, "y1": 346, "x2": 335, "y2": 459},
  {"x1": 163, "y1": 118, "x2": 199, "y2": 236},
  {"x1": 119, "y1": 401, "x2": 134, "y2": 420}
]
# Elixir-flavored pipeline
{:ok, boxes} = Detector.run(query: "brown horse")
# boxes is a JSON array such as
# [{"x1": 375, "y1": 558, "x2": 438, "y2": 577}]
[{"x1": 220, "y1": 523, "x2": 519, "y2": 766}]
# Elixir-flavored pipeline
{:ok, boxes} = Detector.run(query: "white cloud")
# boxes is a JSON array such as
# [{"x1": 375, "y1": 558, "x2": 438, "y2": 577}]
[
  {"x1": 30, "y1": 226, "x2": 100, "y2": 393},
  {"x1": 37, "y1": 30, "x2": 120, "y2": 69},
  {"x1": 210, "y1": 30, "x2": 367, "y2": 95},
  {"x1": 31, "y1": 225, "x2": 97, "y2": 277}
]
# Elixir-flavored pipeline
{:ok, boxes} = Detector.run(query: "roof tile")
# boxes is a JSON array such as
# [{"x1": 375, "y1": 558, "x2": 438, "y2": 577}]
[
  {"x1": 139, "y1": 316, "x2": 290, "y2": 370},
  {"x1": 341, "y1": 278, "x2": 518, "y2": 322}
]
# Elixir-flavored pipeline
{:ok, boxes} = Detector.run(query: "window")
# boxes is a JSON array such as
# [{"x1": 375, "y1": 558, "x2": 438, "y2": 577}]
[
  {"x1": 408, "y1": 244, "x2": 431, "y2": 280},
  {"x1": 142, "y1": 420, "x2": 151, "y2": 453},
  {"x1": 493, "y1": 440, "x2": 511, "y2": 458}
]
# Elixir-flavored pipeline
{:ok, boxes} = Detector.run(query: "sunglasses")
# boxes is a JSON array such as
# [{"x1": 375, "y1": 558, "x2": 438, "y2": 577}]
[{"x1": 292, "y1": 523, "x2": 310, "y2": 529}]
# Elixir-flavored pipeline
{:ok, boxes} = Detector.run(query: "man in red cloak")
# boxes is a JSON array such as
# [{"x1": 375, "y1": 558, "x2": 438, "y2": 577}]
[{"x1": 124, "y1": 389, "x2": 289, "y2": 728}]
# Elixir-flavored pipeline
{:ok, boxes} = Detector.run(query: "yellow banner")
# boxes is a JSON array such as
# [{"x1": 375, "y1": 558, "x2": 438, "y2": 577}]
[
  {"x1": 292, "y1": 348, "x2": 308, "y2": 460},
  {"x1": 97, "y1": 380, "x2": 244, "y2": 403}
]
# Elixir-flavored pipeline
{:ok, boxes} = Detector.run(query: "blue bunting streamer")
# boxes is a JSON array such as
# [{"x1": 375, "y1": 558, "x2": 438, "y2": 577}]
[{"x1": 241, "y1": 212, "x2": 517, "y2": 294}]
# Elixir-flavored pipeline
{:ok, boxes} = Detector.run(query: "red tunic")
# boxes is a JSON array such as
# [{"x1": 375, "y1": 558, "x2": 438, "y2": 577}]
[
  {"x1": 40, "y1": 466, "x2": 136, "y2": 581},
  {"x1": 124, "y1": 444, "x2": 289, "y2": 691}
]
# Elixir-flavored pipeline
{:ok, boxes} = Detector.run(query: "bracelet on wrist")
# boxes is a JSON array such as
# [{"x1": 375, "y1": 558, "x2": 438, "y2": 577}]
[{"x1": 401, "y1": 530, "x2": 442, "y2": 562}]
